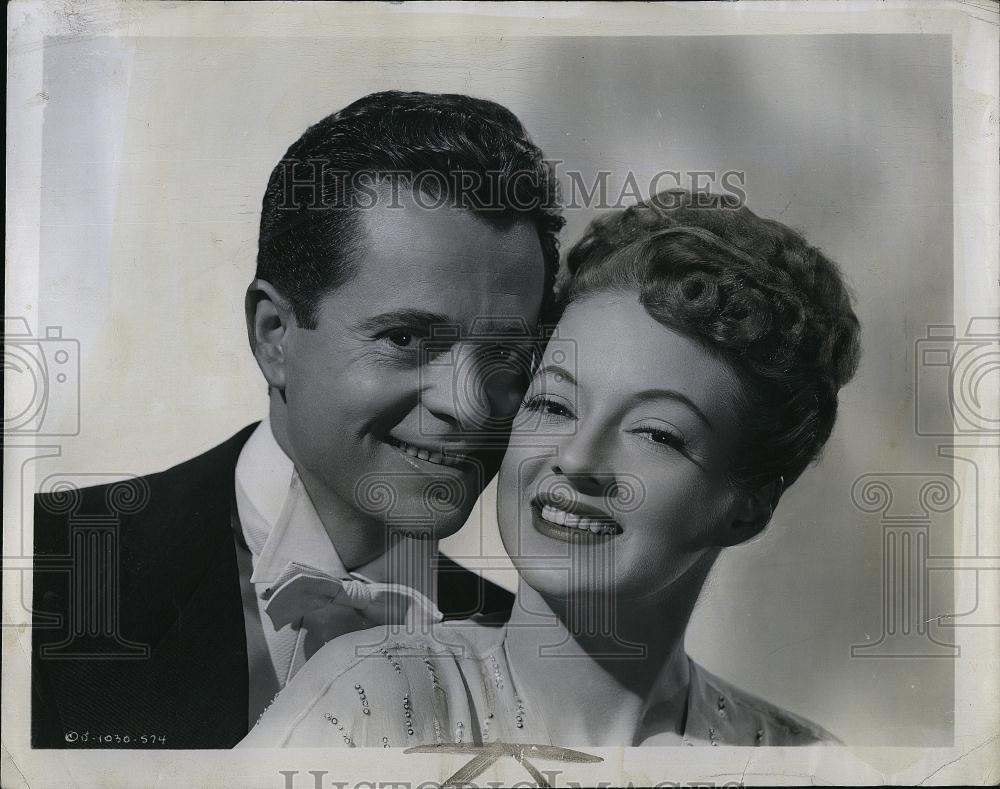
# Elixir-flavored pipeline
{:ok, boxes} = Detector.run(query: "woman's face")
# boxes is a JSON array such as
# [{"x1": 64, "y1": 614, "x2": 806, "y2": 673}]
[{"x1": 498, "y1": 291, "x2": 752, "y2": 602}]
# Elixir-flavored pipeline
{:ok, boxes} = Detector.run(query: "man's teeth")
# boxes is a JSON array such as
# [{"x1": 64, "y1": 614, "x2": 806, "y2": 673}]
[
  {"x1": 540, "y1": 504, "x2": 618, "y2": 535},
  {"x1": 389, "y1": 438, "x2": 464, "y2": 467}
]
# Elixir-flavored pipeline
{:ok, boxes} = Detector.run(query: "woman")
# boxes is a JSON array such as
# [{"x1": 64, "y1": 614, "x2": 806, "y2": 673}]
[{"x1": 238, "y1": 190, "x2": 861, "y2": 748}]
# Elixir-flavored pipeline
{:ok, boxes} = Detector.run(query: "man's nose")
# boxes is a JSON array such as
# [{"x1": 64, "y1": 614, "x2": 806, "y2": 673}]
[{"x1": 419, "y1": 344, "x2": 496, "y2": 433}]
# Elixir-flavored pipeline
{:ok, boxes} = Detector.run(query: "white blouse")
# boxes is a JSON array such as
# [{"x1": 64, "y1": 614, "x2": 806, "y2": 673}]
[{"x1": 238, "y1": 620, "x2": 836, "y2": 749}]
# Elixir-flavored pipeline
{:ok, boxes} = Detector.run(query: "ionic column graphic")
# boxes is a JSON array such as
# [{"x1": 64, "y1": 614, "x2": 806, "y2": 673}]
[
  {"x1": 926, "y1": 444, "x2": 1000, "y2": 629},
  {"x1": 37, "y1": 477, "x2": 149, "y2": 659},
  {"x1": 851, "y1": 474, "x2": 959, "y2": 657}
]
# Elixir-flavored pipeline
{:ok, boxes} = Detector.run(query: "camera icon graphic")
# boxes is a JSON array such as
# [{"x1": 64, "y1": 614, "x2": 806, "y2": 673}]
[
  {"x1": 914, "y1": 318, "x2": 1000, "y2": 436},
  {"x1": 416, "y1": 317, "x2": 575, "y2": 441},
  {"x1": 3, "y1": 317, "x2": 81, "y2": 436}
]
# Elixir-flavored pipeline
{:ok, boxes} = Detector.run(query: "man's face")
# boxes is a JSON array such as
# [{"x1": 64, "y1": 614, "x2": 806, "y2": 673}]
[{"x1": 274, "y1": 190, "x2": 545, "y2": 552}]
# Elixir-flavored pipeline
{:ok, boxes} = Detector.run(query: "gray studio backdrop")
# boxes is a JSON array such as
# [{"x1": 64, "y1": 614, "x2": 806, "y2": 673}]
[{"x1": 33, "y1": 34, "x2": 953, "y2": 745}]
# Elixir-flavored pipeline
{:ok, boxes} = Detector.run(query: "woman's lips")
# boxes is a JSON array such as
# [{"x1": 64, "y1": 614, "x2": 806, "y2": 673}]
[
  {"x1": 538, "y1": 504, "x2": 619, "y2": 535},
  {"x1": 530, "y1": 494, "x2": 622, "y2": 541},
  {"x1": 532, "y1": 491, "x2": 621, "y2": 524}
]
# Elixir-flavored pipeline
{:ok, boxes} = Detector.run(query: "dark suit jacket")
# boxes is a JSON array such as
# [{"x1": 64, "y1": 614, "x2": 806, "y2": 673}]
[{"x1": 32, "y1": 424, "x2": 514, "y2": 748}]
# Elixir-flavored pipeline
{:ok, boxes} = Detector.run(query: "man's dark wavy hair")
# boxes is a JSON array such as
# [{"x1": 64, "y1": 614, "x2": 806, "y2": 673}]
[
  {"x1": 256, "y1": 90, "x2": 564, "y2": 329},
  {"x1": 564, "y1": 190, "x2": 861, "y2": 489}
]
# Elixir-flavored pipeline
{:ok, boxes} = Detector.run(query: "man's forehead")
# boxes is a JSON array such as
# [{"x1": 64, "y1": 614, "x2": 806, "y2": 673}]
[
  {"x1": 329, "y1": 195, "x2": 547, "y2": 328},
  {"x1": 357, "y1": 239, "x2": 544, "y2": 287},
  {"x1": 356, "y1": 192, "x2": 544, "y2": 271}
]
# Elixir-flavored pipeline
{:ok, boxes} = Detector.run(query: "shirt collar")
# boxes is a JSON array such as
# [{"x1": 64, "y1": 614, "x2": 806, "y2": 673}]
[{"x1": 235, "y1": 420, "x2": 348, "y2": 586}]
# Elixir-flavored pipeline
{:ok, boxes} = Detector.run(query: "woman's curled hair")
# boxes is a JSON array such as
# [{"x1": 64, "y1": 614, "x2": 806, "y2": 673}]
[{"x1": 564, "y1": 190, "x2": 861, "y2": 489}]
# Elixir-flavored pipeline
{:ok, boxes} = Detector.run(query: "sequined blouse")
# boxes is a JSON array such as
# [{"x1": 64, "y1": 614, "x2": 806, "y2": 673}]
[{"x1": 238, "y1": 621, "x2": 837, "y2": 748}]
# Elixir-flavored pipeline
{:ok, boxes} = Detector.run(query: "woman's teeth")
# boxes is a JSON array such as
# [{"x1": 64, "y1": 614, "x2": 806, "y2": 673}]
[
  {"x1": 388, "y1": 437, "x2": 464, "y2": 467},
  {"x1": 540, "y1": 504, "x2": 618, "y2": 535}
]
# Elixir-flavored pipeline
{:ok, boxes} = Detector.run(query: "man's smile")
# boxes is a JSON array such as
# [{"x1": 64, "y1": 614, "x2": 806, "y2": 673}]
[{"x1": 384, "y1": 434, "x2": 475, "y2": 468}]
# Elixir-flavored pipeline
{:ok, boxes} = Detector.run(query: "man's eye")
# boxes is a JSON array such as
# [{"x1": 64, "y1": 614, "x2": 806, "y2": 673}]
[
  {"x1": 482, "y1": 345, "x2": 513, "y2": 364},
  {"x1": 385, "y1": 331, "x2": 414, "y2": 348},
  {"x1": 484, "y1": 344, "x2": 535, "y2": 370}
]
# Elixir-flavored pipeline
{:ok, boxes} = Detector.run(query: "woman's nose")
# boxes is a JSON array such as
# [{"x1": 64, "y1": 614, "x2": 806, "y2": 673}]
[
  {"x1": 551, "y1": 466, "x2": 610, "y2": 497},
  {"x1": 551, "y1": 434, "x2": 615, "y2": 497}
]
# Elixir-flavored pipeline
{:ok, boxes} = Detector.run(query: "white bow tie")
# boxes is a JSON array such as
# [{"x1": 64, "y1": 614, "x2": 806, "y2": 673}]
[{"x1": 261, "y1": 561, "x2": 443, "y2": 667}]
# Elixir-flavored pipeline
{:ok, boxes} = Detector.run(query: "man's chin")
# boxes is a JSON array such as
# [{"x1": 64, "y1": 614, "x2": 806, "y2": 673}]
[
  {"x1": 384, "y1": 519, "x2": 466, "y2": 542},
  {"x1": 375, "y1": 498, "x2": 475, "y2": 541}
]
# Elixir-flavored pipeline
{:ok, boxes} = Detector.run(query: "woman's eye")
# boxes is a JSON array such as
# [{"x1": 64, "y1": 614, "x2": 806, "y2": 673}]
[
  {"x1": 634, "y1": 427, "x2": 686, "y2": 449},
  {"x1": 544, "y1": 400, "x2": 572, "y2": 418},
  {"x1": 523, "y1": 396, "x2": 575, "y2": 419}
]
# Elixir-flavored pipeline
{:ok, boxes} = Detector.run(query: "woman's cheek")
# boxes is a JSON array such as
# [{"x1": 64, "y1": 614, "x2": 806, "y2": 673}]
[{"x1": 637, "y1": 484, "x2": 710, "y2": 550}]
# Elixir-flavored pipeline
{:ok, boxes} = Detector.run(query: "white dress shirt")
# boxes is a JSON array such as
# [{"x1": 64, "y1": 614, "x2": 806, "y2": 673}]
[{"x1": 233, "y1": 420, "x2": 440, "y2": 725}]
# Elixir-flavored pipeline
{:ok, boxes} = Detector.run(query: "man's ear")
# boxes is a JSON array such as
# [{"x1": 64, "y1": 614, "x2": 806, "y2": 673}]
[
  {"x1": 719, "y1": 476, "x2": 785, "y2": 547},
  {"x1": 245, "y1": 279, "x2": 294, "y2": 391}
]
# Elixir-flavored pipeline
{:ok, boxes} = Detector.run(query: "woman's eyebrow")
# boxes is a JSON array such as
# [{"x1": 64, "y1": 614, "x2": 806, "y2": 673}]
[
  {"x1": 538, "y1": 364, "x2": 577, "y2": 386},
  {"x1": 354, "y1": 309, "x2": 454, "y2": 333},
  {"x1": 628, "y1": 388, "x2": 715, "y2": 432}
]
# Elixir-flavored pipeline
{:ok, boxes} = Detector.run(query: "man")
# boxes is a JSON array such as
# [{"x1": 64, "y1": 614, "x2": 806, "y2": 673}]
[{"x1": 32, "y1": 91, "x2": 563, "y2": 748}]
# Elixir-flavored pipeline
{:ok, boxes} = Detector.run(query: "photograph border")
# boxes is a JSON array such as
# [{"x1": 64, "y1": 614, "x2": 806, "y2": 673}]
[{"x1": 4, "y1": 1, "x2": 998, "y2": 786}]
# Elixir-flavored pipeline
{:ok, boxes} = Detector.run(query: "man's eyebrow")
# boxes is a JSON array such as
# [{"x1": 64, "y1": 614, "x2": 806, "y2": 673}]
[
  {"x1": 538, "y1": 365, "x2": 577, "y2": 386},
  {"x1": 629, "y1": 389, "x2": 715, "y2": 432},
  {"x1": 354, "y1": 309, "x2": 455, "y2": 333}
]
